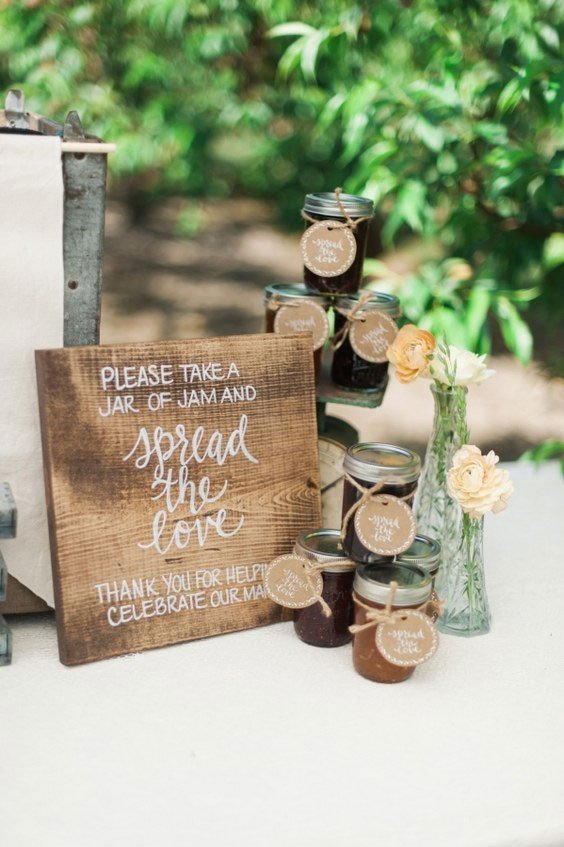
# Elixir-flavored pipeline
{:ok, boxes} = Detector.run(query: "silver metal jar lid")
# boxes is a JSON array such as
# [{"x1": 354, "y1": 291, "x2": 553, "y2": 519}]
[
  {"x1": 303, "y1": 192, "x2": 374, "y2": 219},
  {"x1": 264, "y1": 283, "x2": 329, "y2": 305},
  {"x1": 336, "y1": 291, "x2": 400, "y2": 317},
  {"x1": 396, "y1": 534, "x2": 441, "y2": 574},
  {"x1": 295, "y1": 529, "x2": 356, "y2": 574},
  {"x1": 353, "y1": 563, "x2": 432, "y2": 606},
  {"x1": 343, "y1": 442, "x2": 421, "y2": 485}
]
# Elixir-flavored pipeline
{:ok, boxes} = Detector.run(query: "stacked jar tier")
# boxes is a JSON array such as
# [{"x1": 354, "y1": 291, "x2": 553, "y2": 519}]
[{"x1": 264, "y1": 284, "x2": 400, "y2": 393}]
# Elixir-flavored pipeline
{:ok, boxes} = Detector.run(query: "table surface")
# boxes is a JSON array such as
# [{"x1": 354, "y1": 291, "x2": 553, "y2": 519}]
[{"x1": 2, "y1": 462, "x2": 564, "y2": 847}]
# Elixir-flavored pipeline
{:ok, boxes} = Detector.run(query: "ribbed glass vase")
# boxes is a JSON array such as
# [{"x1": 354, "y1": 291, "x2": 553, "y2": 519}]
[
  {"x1": 414, "y1": 383, "x2": 469, "y2": 566},
  {"x1": 436, "y1": 514, "x2": 491, "y2": 636}
]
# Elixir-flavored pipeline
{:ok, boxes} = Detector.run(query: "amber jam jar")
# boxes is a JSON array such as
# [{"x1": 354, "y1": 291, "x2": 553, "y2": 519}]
[
  {"x1": 352, "y1": 563, "x2": 432, "y2": 683},
  {"x1": 341, "y1": 443, "x2": 421, "y2": 564},
  {"x1": 302, "y1": 192, "x2": 374, "y2": 295},
  {"x1": 331, "y1": 291, "x2": 400, "y2": 393},
  {"x1": 264, "y1": 283, "x2": 330, "y2": 382},
  {"x1": 293, "y1": 529, "x2": 356, "y2": 647}
]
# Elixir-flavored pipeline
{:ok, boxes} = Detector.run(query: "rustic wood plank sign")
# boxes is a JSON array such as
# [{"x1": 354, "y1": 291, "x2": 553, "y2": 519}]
[{"x1": 36, "y1": 334, "x2": 321, "y2": 665}]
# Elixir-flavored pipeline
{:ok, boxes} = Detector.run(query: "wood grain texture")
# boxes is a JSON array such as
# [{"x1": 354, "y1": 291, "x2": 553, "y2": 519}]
[{"x1": 36, "y1": 334, "x2": 321, "y2": 665}]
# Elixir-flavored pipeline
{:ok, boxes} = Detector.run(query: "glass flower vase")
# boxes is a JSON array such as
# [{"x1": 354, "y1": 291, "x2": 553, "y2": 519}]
[
  {"x1": 415, "y1": 383, "x2": 469, "y2": 562},
  {"x1": 436, "y1": 514, "x2": 491, "y2": 636}
]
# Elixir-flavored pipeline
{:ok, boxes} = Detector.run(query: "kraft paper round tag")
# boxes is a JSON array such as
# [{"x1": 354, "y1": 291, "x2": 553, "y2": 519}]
[
  {"x1": 274, "y1": 301, "x2": 330, "y2": 352},
  {"x1": 301, "y1": 221, "x2": 357, "y2": 278},
  {"x1": 354, "y1": 494, "x2": 416, "y2": 555},
  {"x1": 263, "y1": 554, "x2": 323, "y2": 609},
  {"x1": 350, "y1": 312, "x2": 398, "y2": 363},
  {"x1": 376, "y1": 610, "x2": 439, "y2": 667}
]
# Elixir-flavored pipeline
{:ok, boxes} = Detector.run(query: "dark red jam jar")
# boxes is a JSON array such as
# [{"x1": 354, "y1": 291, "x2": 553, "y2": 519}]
[
  {"x1": 293, "y1": 529, "x2": 356, "y2": 647},
  {"x1": 264, "y1": 283, "x2": 330, "y2": 383},
  {"x1": 341, "y1": 443, "x2": 421, "y2": 564},
  {"x1": 302, "y1": 192, "x2": 374, "y2": 294},
  {"x1": 352, "y1": 562, "x2": 433, "y2": 683},
  {"x1": 331, "y1": 291, "x2": 400, "y2": 394}
]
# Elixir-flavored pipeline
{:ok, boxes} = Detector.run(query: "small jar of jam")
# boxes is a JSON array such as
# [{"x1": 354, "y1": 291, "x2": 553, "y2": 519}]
[
  {"x1": 341, "y1": 443, "x2": 421, "y2": 563},
  {"x1": 331, "y1": 291, "x2": 400, "y2": 393},
  {"x1": 302, "y1": 192, "x2": 374, "y2": 294},
  {"x1": 293, "y1": 529, "x2": 356, "y2": 647},
  {"x1": 352, "y1": 562, "x2": 433, "y2": 683},
  {"x1": 264, "y1": 283, "x2": 330, "y2": 382}
]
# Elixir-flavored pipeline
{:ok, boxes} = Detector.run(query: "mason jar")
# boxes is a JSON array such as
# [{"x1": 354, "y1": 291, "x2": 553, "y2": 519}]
[
  {"x1": 341, "y1": 443, "x2": 421, "y2": 563},
  {"x1": 264, "y1": 283, "x2": 331, "y2": 382},
  {"x1": 301, "y1": 192, "x2": 374, "y2": 294},
  {"x1": 352, "y1": 562, "x2": 433, "y2": 683},
  {"x1": 293, "y1": 529, "x2": 356, "y2": 647},
  {"x1": 331, "y1": 291, "x2": 400, "y2": 393}
]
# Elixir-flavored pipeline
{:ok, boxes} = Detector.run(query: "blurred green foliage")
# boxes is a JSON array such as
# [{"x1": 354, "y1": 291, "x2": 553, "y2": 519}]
[{"x1": 0, "y1": 0, "x2": 562, "y2": 363}]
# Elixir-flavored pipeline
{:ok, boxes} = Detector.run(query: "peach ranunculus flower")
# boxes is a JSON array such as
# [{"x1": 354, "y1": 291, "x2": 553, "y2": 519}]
[
  {"x1": 447, "y1": 445, "x2": 514, "y2": 519},
  {"x1": 386, "y1": 324, "x2": 436, "y2": 384}
]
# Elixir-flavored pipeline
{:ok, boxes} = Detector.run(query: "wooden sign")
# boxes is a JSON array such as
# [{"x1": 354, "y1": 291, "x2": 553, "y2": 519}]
[{"x1": 36, "y1": 334, "x2": 321, "y2": 665}]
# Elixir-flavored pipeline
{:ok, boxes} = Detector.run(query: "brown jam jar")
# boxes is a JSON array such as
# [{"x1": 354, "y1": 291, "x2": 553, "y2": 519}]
[
  {"x1": 302, "y1": 192, "x2": 374, "y2": 294},
  {"x1": 341, "y1": 443, "x2": 421, "y2": 564},
  {"x1": 264, "y1": 283, "x2": 330, "y2": 382},
  {"x1": 331, "y1": 291, "x2": 400, "y2": 393},
  {"x1": 293, "y1": 529, "x2": 356, "y2": 647},
  {"x1": 352, "y1": 562, "x2": 433, "y2": 683}
]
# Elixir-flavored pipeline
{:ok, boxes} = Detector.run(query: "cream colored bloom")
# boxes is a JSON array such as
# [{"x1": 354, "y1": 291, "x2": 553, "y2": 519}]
[
  {"x1": 447, "y1": 445, "x2": 514, "y2": 519},
  {"x1": 427, "y1": 346, "x2": 495, "y2": 387},
  {"x1": 386, "y1": 324, "x2": 436, "y2": 384}
]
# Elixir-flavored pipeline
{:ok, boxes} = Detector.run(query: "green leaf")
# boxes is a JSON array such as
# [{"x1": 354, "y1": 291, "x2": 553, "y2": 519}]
[
  {"x1": 497, "y1": 77, "x2": 523, "y2": 115},
  {"x1": 268, "y1": 22, "x2": 317, "y2": 38},
  {"x1": 543, "y1": 233, "x2": 564, "y2": 270},
  {"x1": 495, "y1": 296, "x2": 533, "y2": 363},
  {"x1": 466, "y1": 286, "x2": 491, "y2": 349},
  {"x1": 382, "y1": 181, "x2": 427, "y2": 243},
  {"x1": 412, "y1": 116, "x2": 445, "y2": 152},
  {"x1": 300, "y1": 29, "x2": 328, "y2": 82},
  {"x1": 521, "y1": 440, "x2": 564, "y2": 475}
]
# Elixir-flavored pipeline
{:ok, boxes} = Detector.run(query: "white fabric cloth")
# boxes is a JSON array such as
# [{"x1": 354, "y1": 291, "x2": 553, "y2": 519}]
[
  {"x1": 2, "y1": 462, "x2": 564, "y2": 847},
  {"x1": 0, "y1": 135, "x2": 64, "y2": 605}
]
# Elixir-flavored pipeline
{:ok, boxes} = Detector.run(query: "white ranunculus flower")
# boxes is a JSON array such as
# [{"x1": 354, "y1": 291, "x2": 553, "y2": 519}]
[{"x1": 426, "y1": 346, "x2": 495, "y2": 387}]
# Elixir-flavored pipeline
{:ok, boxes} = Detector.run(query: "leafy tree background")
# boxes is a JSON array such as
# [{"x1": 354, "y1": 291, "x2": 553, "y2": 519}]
[{"x1": 0, "y1": 0, "x2": 562, "y2": 368}]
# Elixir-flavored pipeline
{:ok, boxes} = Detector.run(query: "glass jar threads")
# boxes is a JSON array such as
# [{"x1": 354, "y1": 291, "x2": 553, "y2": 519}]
[
  {"x1": 264, "y1": 283, "x2": 330, "y2": 382},
  {"x1": 331, "y1": 291, "x2": 400, "y2": 393},
  {"x1": 351, "y1": 563, "x2": 433, "y2": 683},
  {"x1": 301, "y1": 192, "x2": 374, "y2": 295},
  {"x1": 341, "y1": 443, "x2": 421, "y2": 564},
  {"x1": 293, "y1": 529, "x2": 356, "y2": 647}
]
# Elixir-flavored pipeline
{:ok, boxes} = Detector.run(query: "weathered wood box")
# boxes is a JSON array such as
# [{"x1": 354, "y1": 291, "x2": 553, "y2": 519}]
[{"x1": 0, "y1": 89, "x2": 112, "y2": 614}]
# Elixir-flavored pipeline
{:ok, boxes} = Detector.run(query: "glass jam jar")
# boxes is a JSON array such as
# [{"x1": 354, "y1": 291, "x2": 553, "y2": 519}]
[
  {"x1": 341, "y1": 443, "x2": 421, "y2": 563},
  {"x1": 331, "y1": 291, "x2": 400, "y2": 393},
  {"x1": 293, "y1": 529, "x2": 356, "y2": 647},
  {"x1": 371, "y1": 535, "x2": 441, "y2": 583},
  {"x1": 352, "y1": 562, "x2": 433, "y2": 683},
  {"x1": 264, "y1": 283, "x2": 330, "y2": 382},
  {"x1": 302, "y1": 192, "x2": 374, "y2": 294}
]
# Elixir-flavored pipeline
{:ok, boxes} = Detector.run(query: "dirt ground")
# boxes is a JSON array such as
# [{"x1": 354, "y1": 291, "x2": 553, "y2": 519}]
[{"x1": 100, "y1": 197, "x2": 564, "y2": 460}]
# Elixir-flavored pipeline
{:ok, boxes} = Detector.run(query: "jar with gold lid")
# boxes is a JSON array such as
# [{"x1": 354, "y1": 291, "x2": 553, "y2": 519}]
[
  {"x1": 341, "y1": 443, "x2": 421, "y2": 564},
  {"x1": 293, "y1": 529, "x2": 356, "y2": 647},
  {"x1": 331, "y1": 291, "x2": 400, "y2": 393},
  {"x1": 264, "y1": 283, "x2": 330, "y2": 382},
  {"x1": 301, "y1": 192, "x2": 374, "y2": 295},
  {"x1": 351, "y1": 562, "x2": 434, "y2": 683}
]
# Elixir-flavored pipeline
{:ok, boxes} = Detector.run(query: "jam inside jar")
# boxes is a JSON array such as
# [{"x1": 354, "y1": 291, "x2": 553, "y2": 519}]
[
  {"x1": 264, "y1": 283, "x2": 330, "y2": 383},
  {"x1": 293, "y1": 529, "x2": 356, "y2": 647},
  {"x1": 341, "y1": 443, "x2": 421, "y2": 564},
  {"x1": 352, "y1": 562, "x2": 432, "y2": 683},
  {"x1": 302, "y1": 192, "x2": 374, "y2": 295},
  {"x1": 331, "y1": 291, "x2": 400, "y2": 393}
]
